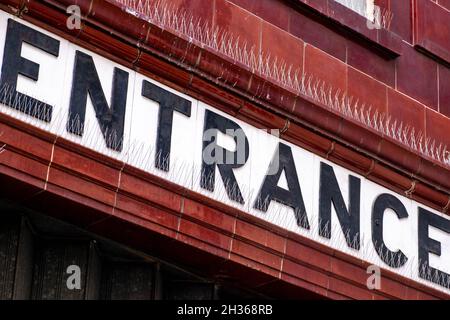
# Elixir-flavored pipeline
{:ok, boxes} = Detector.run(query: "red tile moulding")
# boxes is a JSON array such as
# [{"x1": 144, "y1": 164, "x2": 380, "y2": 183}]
[
  {"x1": 0, "y1": 0, "x2": 449, "y2": 299},
  {"x1": 414, "y1": 0, "x2": 450, "y2": 65},
  {"x1": 439, "y1": 0, "x2": 450, "y2": 10},
  {"x1": 0, "y1": 113, "x2": 448, "y2": 300},
  {"x1": 289, "y1": 0, "x2": 403, "y2": 58}
]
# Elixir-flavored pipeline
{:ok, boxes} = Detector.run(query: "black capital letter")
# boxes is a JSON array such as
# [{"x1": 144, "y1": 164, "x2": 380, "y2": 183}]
[
  {"x1": 141, "y1": 80, "x2": 191, "y2": 171},
  {"x1": 372, "y1": 193, "x2": 408, "y2": 268},
  {"x1": 418, "y1": 207, "x2": 450, "y2": 288},
  {"x1": 0, "y1": 19, "x2": 60, "y2": 121},
  {"x1": 67, "y1": 51, "x2": 129, "y2": 152},
  {"x1": 253, "y1": 143, "x2": 309, "y2": 229},
  {"x1": 201, "y1": 110, "x2": 249, "y2": 204},
  {"x1": 319, "y1": 162, "x2": 361, "y2": 250}
]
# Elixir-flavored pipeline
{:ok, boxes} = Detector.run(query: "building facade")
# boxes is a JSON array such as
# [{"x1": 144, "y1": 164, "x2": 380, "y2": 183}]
[{"x1": 0, "y1": 0, "x2": 449, "y2": 299}]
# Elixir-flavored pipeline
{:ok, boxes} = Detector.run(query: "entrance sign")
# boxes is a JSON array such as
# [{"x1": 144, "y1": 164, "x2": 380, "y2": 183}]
[{"x1": 1, "y1": 11, "x2": 450, "y2": 293}]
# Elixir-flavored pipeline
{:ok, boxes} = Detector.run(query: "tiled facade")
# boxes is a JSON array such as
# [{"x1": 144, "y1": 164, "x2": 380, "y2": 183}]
[{"x1": 0, "y1": 0, "x2": 449, "y2": 300}]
